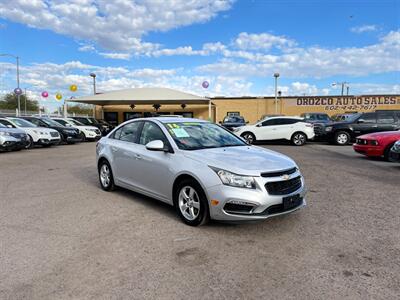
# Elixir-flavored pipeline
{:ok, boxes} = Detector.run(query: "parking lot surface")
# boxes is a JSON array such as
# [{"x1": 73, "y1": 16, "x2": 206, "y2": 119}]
[{"x1": 1, "y1": 142, "x2": 399, "y2": 299}]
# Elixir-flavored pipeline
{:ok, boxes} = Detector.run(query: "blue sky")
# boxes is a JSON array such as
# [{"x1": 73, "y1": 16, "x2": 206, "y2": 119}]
[{"x1": 0, "y1": 0, "x2": 399, "y2": 111}]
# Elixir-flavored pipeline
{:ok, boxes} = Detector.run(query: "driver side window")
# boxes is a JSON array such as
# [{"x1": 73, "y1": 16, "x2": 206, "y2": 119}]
[{"x1": 139, "y1": 122, "x2": 169, "y2": 146}]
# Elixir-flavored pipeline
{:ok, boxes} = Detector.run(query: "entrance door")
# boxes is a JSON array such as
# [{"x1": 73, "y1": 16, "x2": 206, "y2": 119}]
[{"x1": 104, "y1": 112, "x2": 118, "y2": 126}]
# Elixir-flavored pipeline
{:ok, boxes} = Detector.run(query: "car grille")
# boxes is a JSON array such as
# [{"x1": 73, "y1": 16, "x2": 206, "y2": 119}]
[
  {"x1": 261, "y1": 167, "x2": 297, "y2": 178},
  {"x1": 260, "y1": 199, "x2": 303, "y2": 215},
  {"x1": 50, "y1": 132, "x2": 59, "y2": 137},
  {"x1": 356, "y1": 138, "x2": 368, "y2": 145},
  {"x1": 313, "y1": 123, "x2": 324, "y2": 136},
  {"x1": 265, "y1": 176, "x2": 302, "y2": 195}
]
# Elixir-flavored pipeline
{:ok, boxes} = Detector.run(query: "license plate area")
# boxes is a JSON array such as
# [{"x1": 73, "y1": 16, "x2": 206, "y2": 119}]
[{"x1": 283, "y1": 194, "x2": 302, "y2": 210}]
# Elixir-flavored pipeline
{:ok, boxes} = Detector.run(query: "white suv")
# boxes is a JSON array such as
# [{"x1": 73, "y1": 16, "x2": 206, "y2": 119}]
[
  {"x1": 234, "y1": 116, "x2": 315, "y2": 146},
  {"x1": 52, "y1": 117, "x2": 101, "y2": 141},
  {"x1": 0, "y1": 117, "x2": 61, "y2": 148}
]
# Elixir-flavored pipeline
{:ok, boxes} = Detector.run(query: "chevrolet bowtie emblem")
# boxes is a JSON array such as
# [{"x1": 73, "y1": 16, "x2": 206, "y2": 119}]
[{"x1": 281, "y1": 174, "x2": 290, "y2": 180}]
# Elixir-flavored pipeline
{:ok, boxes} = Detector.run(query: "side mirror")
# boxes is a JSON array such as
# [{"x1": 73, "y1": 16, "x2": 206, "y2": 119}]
[
  {"x1": 7, "y1": 125, "x2": 13, "y2": 128},
  {"x1": 146, "y1": 140, "x2": 167, "y2": 152},
  {"x1": 246, "y1": 121, "x2": 249, "y2": 124},
  {"x1": 357, "y1": 120, "x2": 365, "y2": 124},
  {"x1": 256, "y1": 123, "x2": 262, "y2": 127}
]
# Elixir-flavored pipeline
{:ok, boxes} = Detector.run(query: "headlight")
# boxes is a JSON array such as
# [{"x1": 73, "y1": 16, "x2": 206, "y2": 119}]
[
  {"x1": 0, "y1": 131, "x2": 10, "y2": 136},
  {"x1": 325, "y1": 126, "x2": 333, "y2": 132},
  {"x1": 370, "y1": 140, "x2": 379, "y2": 146},
  {"x1": 211, "y1": 167, "x2": 256, "y2": 189}
]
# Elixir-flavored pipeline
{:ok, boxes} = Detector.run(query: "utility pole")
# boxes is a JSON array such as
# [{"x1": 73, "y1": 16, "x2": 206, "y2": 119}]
[
  {"x1": 274, "y1": 73, "x2": 280, "y2": 114},
  {"x1": 90, "y1": 73, "x2": 97, "y2": 118}
]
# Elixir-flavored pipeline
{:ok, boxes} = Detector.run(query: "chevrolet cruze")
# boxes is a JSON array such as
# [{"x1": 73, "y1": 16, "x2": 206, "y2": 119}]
[{"x1": 96, "y1": 117, "x2": 306, "y2": 226}]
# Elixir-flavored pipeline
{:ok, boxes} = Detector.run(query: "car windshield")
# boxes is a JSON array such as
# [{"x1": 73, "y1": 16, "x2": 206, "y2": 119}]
[
  {"x1": 88, "y1": 118, "x2": 99, "y2": 124},
  {"x1": 9, "y1": 118, "x2": 37, "y2": 127},
  {"x1": 42, "y1": 118, "x2": 64, "y2": 126},
  {"x1": 164, "y1": 122, "x2": 246, "y2": 150},
  {"x1": 0, "y1": 123, "x2": 5, "y2": 128},
  {"x1": 68, "y1": 119, "x2": 84, "y2": 126}
]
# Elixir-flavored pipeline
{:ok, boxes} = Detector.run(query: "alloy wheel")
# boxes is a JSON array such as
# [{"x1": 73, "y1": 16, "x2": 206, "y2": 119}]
[
  {"x1": 243, "y1": 133, "x2": 254, "y2": 144},
  {"x1": 100, "y1": 164, "x2": 111, "y2": 188},
  {"x1": 293, "y1": 133, "x2": 306, "y2": 145},
  {"x1": 178, "y1": 186, "x2": 200, "y2": 221}
]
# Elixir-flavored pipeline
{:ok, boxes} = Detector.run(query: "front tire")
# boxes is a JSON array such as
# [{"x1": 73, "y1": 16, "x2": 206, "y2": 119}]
[
  {"x1": 241, "y1": 132, "x2": 256, "y2": 144},
  {"x1": 174, "y1": 179, "x2": 209, "y2": 226},
  {"x1": 334, "y1": 131, "x2": 350, "y2": 145},
  {"x1": 384, "y1": 143, "x2": 395, "y2": 161},
  {"x1": 291, "y1": 132, "x2": 307, "y2": 146},
  {"x1": 98, "y1": 160, "x2": 115, "y2": 191},
  {"x1": 25, "y1": 135, "x2": 34, "y2": 149}
]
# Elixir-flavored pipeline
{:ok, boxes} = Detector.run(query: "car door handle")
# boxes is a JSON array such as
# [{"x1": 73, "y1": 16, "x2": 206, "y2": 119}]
[
  {"x1": 111, "y1": 146, "x2": 118, "y2": 152},
  {"x1": 134, "y1": 154, "x2": 142, "y2": 160}
]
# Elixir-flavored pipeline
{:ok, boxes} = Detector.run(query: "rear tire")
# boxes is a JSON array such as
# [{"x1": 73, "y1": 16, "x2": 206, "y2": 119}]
[
  {"x1": 334, "y1": 131, "x2": 350, "y2": 145},
  {"x1": 291, "y1": 132, "x2": 307, "y2": 146},
  {"x1": 98, "y1": 160, "x2": 115, "y2": 191},
  {"x1": 174, "y1": 179, "x2": 209, "y2": 226},
  {"x1": 241, "y1": 132, "x2": 256, "y2": 144}
]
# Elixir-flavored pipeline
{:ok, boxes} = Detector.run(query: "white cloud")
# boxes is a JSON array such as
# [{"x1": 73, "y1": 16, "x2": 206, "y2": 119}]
[
  {"x1": 98, "y1": 52, "x2": 132, "y2": 60},
  {"x1": 234, "y1": 32, "x2": 296, "y2": 50},
  {"x1": 197, "y1": 30, "x2": 400, "y2": 78},
  {"x1": 350, "y1": 24, "x2": 378, "y2": 33},
  {"x1": 0, "y1": 0, "x2": 234, "y2": 53}
]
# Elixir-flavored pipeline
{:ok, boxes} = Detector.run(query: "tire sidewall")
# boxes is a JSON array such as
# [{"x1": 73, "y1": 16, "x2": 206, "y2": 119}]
[{"x1": 174, "y1": 179, "x2": 209, "y2": 226}]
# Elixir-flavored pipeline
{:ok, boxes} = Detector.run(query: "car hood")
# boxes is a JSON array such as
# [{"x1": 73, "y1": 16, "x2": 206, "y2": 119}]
[
  {"x1": 0, "y1": 128, "x2": 26, "y2": 134},
  {"x1": 183, "y1": 145, "x2": 297, "y2": 176},
  {"x1": 358, "y1": 131, "x2": 400, "y2": 139}
]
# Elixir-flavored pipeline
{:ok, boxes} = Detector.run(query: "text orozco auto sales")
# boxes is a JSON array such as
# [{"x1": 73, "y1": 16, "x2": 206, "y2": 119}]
[{"x1": 296, "y1": 96, "x2": 398, "y2": 111}]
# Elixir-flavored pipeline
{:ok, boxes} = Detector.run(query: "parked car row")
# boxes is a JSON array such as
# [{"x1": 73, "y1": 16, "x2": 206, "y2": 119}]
[{"x1": 0, "y1": 116, "x2": 114, "y2": 152}]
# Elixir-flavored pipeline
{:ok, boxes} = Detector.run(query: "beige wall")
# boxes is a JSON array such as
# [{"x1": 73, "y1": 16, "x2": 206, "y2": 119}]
[{"x1": 96, "y1": 95, "x2": 400, "y2": 124}]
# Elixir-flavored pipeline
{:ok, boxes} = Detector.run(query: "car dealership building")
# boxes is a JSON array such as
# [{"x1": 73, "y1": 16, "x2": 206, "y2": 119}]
[{"x1": 70, "y1": 88, "x2": 400, "y2": 125}]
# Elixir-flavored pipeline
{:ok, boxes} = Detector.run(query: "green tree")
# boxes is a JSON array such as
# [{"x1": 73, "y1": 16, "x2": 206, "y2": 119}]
[
  {"x1": 67, "y1": 104, "x2": 93, "y2": 115},
  {"x1": 0, "y1": 93, "x2": 39, "y2": 111}
]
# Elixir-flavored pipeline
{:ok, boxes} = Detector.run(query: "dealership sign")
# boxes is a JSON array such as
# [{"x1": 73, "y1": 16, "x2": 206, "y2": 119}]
[{"x1": 295, "y1": 96, "x2": 399, "y2": 111}]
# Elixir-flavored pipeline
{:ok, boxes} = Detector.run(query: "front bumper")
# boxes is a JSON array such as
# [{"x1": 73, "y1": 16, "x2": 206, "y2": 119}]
[
  {"x1": 206, "y1": 174, "x2": 306, "y2": 221},
  {"x1": 36, "y1": 138, "x2": 61, "y2": 145},
  {"x1": 353, "y1": 144, "x2": 383, "y2": 157}
]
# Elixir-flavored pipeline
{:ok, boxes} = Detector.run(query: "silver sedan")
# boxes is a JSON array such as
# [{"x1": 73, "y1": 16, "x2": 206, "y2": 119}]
[{"x1": 96, "y1": 117, "x2": 306, "y2": 226}]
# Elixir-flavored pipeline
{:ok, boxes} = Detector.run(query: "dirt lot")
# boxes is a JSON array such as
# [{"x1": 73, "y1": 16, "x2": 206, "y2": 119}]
[{"x1": 0, "y1": 142, "x2": 399, "y2": 299}]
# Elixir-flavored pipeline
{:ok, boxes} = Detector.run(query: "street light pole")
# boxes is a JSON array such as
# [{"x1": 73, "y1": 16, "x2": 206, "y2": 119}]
[
  {"x1": 0, "y1": 53, "x2": 21, "y2": 115},
  {"x1": 332, "y1": 82, "x2": 349, "y2": 96},
  {"x1": 90, "y1": 73, "x2": 97, "y2": 118},
  {"x1": 273, "y1": 73, "x2": 280, "y2": 114}
]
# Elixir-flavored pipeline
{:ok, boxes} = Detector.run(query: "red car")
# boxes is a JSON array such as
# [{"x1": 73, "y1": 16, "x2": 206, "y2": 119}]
[{"x1": 353, "y1": 131, "x2": 400, "y2": 160}]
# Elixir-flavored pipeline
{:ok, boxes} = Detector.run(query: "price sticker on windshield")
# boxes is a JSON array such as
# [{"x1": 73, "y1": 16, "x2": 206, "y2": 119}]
[{"x1": 171, "y1": 128, "x2": 190, "y2": 138}]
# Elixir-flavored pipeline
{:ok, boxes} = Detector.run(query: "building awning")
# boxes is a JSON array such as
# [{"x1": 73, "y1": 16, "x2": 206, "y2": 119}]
[{"x1": 67, "y1": 87, "x2": 210, "y2": 105}]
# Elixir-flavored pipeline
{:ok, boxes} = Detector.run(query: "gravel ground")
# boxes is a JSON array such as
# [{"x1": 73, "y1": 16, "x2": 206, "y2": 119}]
[{"x1": 0, "y1": 142, "x2": 399, "y2": 300}]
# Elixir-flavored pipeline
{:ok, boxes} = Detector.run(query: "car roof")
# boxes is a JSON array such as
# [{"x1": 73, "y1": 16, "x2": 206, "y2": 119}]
[
  {"x1": 130, "y1": 117, "x2": 208, "y2": 124},
  {"x1": 262, "y1": 116, "x2": 303, "y2": 121}
]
